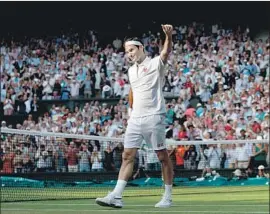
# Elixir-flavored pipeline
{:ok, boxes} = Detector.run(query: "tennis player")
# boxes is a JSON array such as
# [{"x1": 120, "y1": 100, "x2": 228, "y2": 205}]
[{"x1": 96, "y1": 24, "x2": 173, "y2": 208}]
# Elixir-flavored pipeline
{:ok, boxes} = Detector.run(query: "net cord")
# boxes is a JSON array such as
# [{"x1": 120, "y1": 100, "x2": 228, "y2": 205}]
[{"x1": 1, "y1": 128, "x2": 269, "y2": 146}]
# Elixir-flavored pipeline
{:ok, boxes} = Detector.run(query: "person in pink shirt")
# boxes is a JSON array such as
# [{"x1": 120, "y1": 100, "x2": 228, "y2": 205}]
[
  {"x1": 226, "y1": 129, "x2": 236, "y2": 140},
  {"x1": 204, "y1": 112, "x2": 213, "y2": 129}
]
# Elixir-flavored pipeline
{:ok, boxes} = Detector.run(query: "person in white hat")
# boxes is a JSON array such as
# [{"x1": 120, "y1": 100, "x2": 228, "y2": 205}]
[
  {"x1": 257, "y1": 165, "x2": 269, "y2": 178},
  {"x1": 232, "y1": 169, "x2": 243, "y2": 178},
  {"x1": 1, "y1": 121, "x2": 7, "y2": 128},
  {"x1": 96, "y1": 24, "x2": 174, "y2": 209},
  {"x1": 102, "y1": 84, "x2": 112, "y2": 99}
]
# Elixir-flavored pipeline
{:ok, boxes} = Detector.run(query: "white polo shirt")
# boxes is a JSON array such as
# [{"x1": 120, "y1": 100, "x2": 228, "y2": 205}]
[{"x1": 128, "y1": 56, "x2": 166, "y2": 117}]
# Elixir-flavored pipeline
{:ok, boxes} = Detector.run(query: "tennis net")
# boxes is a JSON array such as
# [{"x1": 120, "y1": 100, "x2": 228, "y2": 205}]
[{"x1": 1, "y1": 128, "x2": 269, "y2": 202}]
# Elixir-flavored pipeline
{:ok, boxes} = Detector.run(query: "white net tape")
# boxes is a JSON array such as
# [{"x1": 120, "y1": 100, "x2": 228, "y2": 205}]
[{"x1": 1, "y1": 128, "x2": 269, "y2": 146}]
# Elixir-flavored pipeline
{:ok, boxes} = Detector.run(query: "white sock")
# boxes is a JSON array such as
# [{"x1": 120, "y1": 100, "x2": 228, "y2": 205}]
[
  {"x1": 164, "y1": 184, "x2": 172, "y2": 199},
  {"x1": 112, "y1": 180, "x2": 127, "y2": 198}
]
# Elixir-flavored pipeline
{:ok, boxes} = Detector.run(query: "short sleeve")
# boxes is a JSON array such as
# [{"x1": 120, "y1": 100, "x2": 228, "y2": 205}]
[{"x1": 151, "y1": 56, "x2": 166, "y2": 76}]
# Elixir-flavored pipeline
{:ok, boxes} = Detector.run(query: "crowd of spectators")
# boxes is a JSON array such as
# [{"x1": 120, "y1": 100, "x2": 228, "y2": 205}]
[{"x1": 0, "y1": 22, "x2": 269, "y2": 174}]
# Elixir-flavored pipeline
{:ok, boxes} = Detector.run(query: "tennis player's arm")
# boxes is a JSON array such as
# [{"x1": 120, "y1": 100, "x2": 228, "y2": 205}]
[
  {"x1": 160, "y1": 24, "x2": 173, "y2": 64},
  {"x1": 129, "y1": 88, "x2": 133, "y2": 109},
  {"x1": 128, "y1": 88, "x2": 133, "y2": 117}
]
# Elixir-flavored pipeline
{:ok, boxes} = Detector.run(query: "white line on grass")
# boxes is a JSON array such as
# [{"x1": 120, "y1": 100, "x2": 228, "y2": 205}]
[
  {"x1": 3, "y1": 203, "x2": 269, "y2": 207},
  {"x1": 1, "y1": 209, "x2": 269, "y2": 213}
]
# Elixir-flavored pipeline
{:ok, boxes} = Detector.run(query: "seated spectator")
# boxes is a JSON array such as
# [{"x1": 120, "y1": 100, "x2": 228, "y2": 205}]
[
  {"x1": 102, "y1": 84, "x2": 112, "y2": 99},
  {"x1": 231, "y1": 169, "x2": 247, "y2": 180},
  {"x1": 256, "y1": 165, "x2": 269, "y2": 178},
  {"x1": 196, "y1": 166, "x2": 220, "y2": 181},
  {"x1": 245, "y1": 164, "x2": 257, "y2": 178}
]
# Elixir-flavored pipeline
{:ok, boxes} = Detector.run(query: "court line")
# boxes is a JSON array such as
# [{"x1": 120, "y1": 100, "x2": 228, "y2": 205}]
[
  {"x1": 1, "y1": 209, "x2": 269, "y2": 213},
  {"x1": 2, "y1": 203, "x2": 269, "y2": 207}
]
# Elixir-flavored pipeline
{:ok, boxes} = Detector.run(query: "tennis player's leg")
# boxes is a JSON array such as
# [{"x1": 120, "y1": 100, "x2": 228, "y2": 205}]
[
  {"x1": 143, "y1": 114, "x2": 173, "y2": 208},
  {"x1": 96, "y1": 117, "x2": 143, "y2": 208}
]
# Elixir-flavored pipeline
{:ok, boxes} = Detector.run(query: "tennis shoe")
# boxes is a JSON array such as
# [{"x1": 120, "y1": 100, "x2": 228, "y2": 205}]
[
  {"x1": 155, "y1": 194, "x2": 172, "y2": 208},
  {"x1": 95, "y1": 192, "x2": 123, "y2": 208}
]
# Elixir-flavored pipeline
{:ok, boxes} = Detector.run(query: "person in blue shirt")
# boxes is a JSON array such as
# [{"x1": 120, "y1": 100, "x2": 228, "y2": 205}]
[
  {"x1": 61, "y1": 86, "x2": 71, "y2": 100},
  {"x1": 255, "y1": 107, "x2": 265, "y2": 122},
  {"x1": 83, "y1": 75, "x2": 92, "y2": 98},
  {"x1": 76, "y1": 68, "x2": 86, "y2": 82}
]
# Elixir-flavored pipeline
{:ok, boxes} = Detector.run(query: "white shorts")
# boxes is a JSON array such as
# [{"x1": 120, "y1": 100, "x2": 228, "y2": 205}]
[{"x1": 124, "y1": 114, "x2": 166, "y2": 150}]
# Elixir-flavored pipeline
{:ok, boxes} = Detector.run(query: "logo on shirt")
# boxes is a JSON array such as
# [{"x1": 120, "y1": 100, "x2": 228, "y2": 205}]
[{"x1": 143, "y1": 67, "x2": 148, "y2": 72}]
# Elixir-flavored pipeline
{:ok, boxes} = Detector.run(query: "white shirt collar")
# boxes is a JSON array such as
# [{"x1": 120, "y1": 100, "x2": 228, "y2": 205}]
[{"x1": 135, "y1": 56, "x2": 150, "y2": 67}]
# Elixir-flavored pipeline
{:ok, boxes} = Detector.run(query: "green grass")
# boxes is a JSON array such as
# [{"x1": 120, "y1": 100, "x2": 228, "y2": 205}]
[{"x1": 1, "y1": 186, "x2": 269, "y2": 214}]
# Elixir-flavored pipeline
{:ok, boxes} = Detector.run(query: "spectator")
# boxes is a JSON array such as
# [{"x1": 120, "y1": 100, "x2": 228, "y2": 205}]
[
  {"x1": 53, "y1": 79, "x2": 62, "y2": 99},
  {"x1": 175, "y1": 145, "x2": 185, "y2": 169},
  {"x1": 235, "y1": 143, "x2": 251, "y2": 169},
  {"x1": 232, "y1": 169, "x2": 247, "y2": 180},
  {"x1": 2, "y1": 147, "x2": 15, "y2": 174},
  {"x1": 245, "y1": 165, "x2": 257, "y2": 178},
  {"x1": 226, "y1": 144, "x2": 238, "y2": 169},
  {"x1": 13, "y1": 149, "x2": 24, "y2": 173},
  {"x1": 70, "y1": 80, "x2": 80, "y2": 98},
  {"x1": 112, "y1": 37, "x2": 122, "y2": 50},
  {"x1": 252, "y1": 142, "x2": 268, "y2": 168},
  {"x1": 205, "y1": 144, "x2": 221, "y2": 169},
  {"x1": 66, "y1": 142, "x2": 79, "y2": 172},
  {"x1": 197, "y1": 144, "x2": 209, "y2": 170},
  {"x1": 145, "y1": 143, "x2": 160, "y2": 171},
  {"x1": 103, "y1": 145, "x2": 115, "y2": 171},
  {"x1": 91, "y1": 145, "x2": 103, "y2": 172},
  {"x1": 15, "y1": 94, "x2": 26, "y2": 115},
  {"x1": 78, "y1": 144, "x2": 91, "y2": 172},
  {"x1": 55, "y1": 142, "x2": 67, "y2": 172},
  {"x1": 113, "y1": 142, "x2": 124, "y2": 171},
  {"x1": 1, "y1": 121, "x2": 7, "y2": 128},
  {"x1": 35, "y1": 144, "x2": 47, "y2": 172},
  {"x1": 102, "y1": 84, "x2": 112, "y2": 99},
  {"x1": 3, "y1": 93, "x2": 14, "y2": 115},
  {"x1": 1, "y1": 22, "x2": 269, "y2": 175},
  {"x1": 256, "y1": 165, "x2": 269, "y2": 178},
  {"x1": 183, "y1": 145, "x2": 197, "y2": 170},
  {"x1": 83, "y1": 75, "x2": 92, "y2": 98}
]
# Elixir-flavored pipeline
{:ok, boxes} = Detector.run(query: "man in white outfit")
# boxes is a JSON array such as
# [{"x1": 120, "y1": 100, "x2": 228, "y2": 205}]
[{"x1": 96, "y1": 24, "x2": 174, "y2": 208}]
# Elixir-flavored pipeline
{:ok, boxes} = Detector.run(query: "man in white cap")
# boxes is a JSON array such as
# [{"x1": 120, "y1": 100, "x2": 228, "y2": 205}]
[
  {"x1": 96, "y1": 24, "x2": 174, "y2": 208},
  {"x1": 257, "y1": 165, "x2": 269, "y2": 178},
  {"x1": 102, "y1": 84, "x2": 112, "y2": 98},
  {"x1": 232, "y1": 169, "x2": 243, "y2": 178}
]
